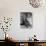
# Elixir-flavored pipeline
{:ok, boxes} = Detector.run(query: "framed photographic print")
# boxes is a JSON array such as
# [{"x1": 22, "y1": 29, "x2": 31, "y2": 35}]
[{"x1": 20, "y1": 12, "x2": 33, "y2": 29}]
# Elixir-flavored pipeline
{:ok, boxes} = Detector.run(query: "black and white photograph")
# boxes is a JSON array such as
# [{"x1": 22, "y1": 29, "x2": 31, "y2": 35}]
[{"x1": 20, "y1": 12, "x2": 33, "y2": 28}]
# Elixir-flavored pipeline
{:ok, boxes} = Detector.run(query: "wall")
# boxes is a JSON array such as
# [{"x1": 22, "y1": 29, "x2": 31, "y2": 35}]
[{"x1": 0, "y1": 0, "x2": 46, "y2": 40}]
